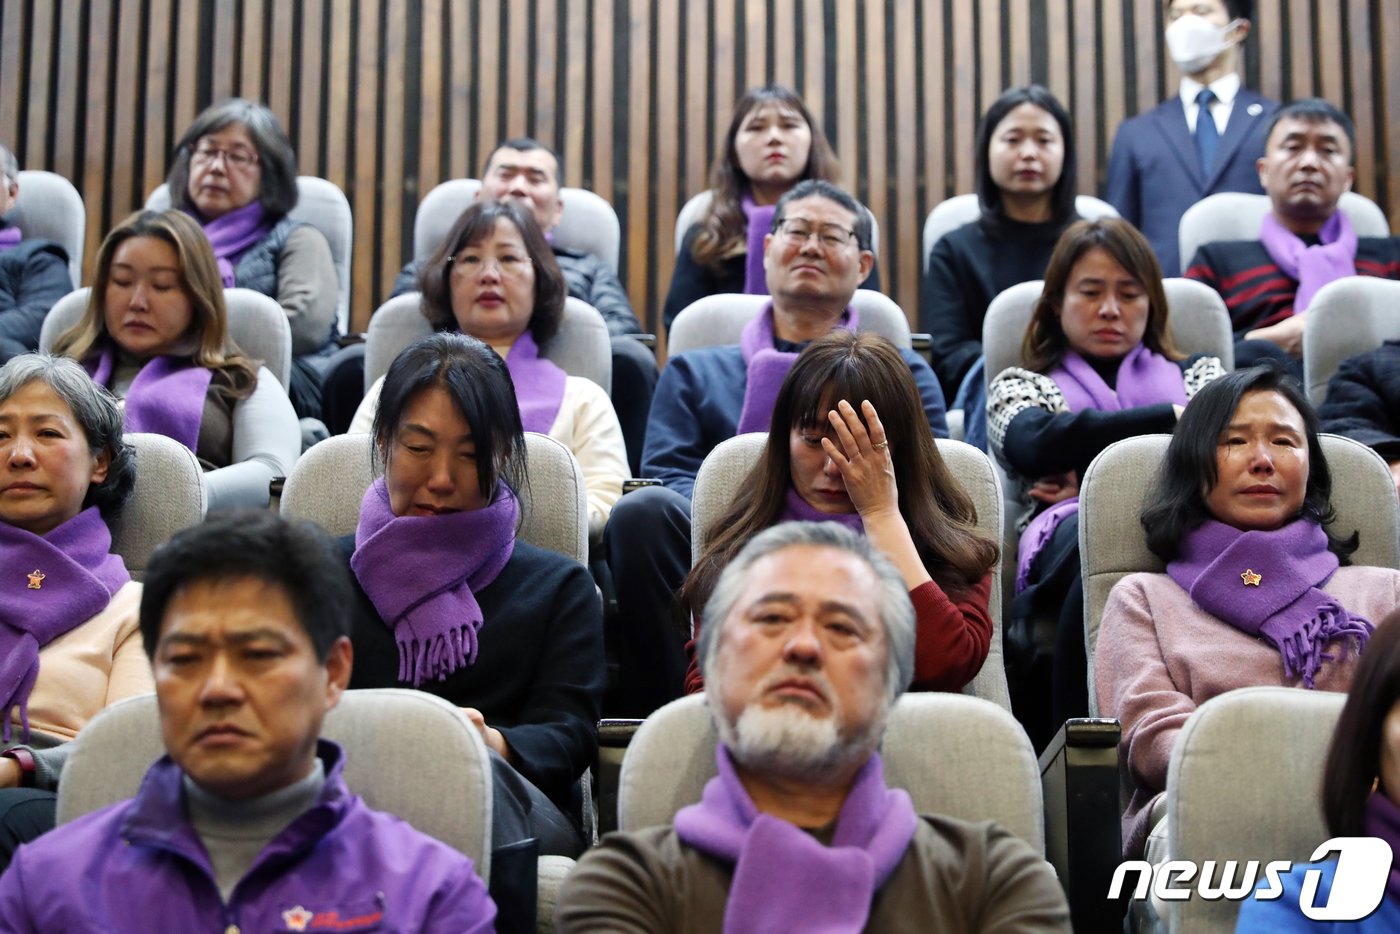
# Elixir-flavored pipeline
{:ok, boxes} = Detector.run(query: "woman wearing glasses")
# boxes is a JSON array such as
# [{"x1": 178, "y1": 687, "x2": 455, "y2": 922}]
[
  {"x1": 662, "y1": 85, "x2": 879, "y2": 330},
  {"x1": 350, "y1": 201, "x2": 626, "y2": 535},
  {"x1": 165, "y1": 99, "x2": 338, "y2": 419}
]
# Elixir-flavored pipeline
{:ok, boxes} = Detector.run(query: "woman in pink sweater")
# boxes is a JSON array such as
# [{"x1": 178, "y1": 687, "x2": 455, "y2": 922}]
[{"x1": 1096, "y1": 364, "x2": 1400, "y2": 857}]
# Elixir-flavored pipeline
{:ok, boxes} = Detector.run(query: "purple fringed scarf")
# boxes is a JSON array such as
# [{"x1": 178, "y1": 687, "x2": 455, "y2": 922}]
[
  {"x1": 740, "y1": 194, "x2": 777, "y2": 295},
  {"x1": 350, "y1": 477, "x2": 518, "y2": 686},
  {"x1": 1363, "y1": 791, "x2": 1400, "y2": 906},
  {"x1": 676, "y1": 746, "x2": 918, "y2": 934},
  {"x1": 1259, "y1": 210, "x2": 1358, "y2": 314},
  {"x1": 503, "y1": 332, "x2": 567, "y2": 435},
  {"x1": 0, "y1": 508, "x2": 130, "y2": 741},
  {"x1": 87, "y1": 345, "x2": 213, "y2": 454},
  {"x1": 191, "y1": 201, "x2": 273, "y2": 288},
  {"x1": 779, "y1": 487, "x2": 865, "y2": 533},
  {"x1": 735, "y1": 302, "x2": 860, "y2": 434},
  {"x1": 1016, "y1": 344, "x2": 1188, "y2": 590},
  {"x1": 0, "y1": 224, "x2": 22, "y2": 251},
  {"x1": 1167, "y1": 519, "x2": 1373, "y2": 688}
]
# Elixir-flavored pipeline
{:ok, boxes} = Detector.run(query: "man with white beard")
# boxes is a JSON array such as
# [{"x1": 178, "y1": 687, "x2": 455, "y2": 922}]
[{"x1": 556, "y1": 522, "x2": 1070, "y2": 932}]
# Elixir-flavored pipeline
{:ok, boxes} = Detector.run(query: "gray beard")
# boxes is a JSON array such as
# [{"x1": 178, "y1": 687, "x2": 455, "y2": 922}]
[{"x1": 717, "y1": 701, "x2": 880, "y2": 784}]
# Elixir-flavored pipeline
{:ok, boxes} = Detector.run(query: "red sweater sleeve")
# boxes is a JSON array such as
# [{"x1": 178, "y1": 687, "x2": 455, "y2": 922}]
[
  {"x1": 909, "y1": 572, "x2": 993, "y2": 692},
  {"x1": 682, "y1": 573, "x2": 994, "y2": 695}
]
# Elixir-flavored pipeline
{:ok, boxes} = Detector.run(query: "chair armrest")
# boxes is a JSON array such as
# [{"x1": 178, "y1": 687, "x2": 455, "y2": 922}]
[
  {"x1": 1039, "y1": 717, "x2": 1123, "y2": 933},
  {"x1": 595, "y1": 719, "x2": 645, "y2": 837},
  {"x1": 628, "y1": 333, "x2": 658, "y2": 350}
]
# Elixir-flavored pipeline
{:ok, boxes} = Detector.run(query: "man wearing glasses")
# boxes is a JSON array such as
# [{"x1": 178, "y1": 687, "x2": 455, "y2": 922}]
[
  {"x1": 0, "y1": 145, "x2": 72, "y2": 365},
  {"x1": 604, "y1": 179, "x2": 947, "y2": 716}
]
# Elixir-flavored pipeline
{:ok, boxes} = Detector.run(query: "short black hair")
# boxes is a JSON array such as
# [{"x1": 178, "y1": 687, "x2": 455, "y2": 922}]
[
  {"x1": 1141, "y1": 363, "x2": 1358, "y2": 563},
  {"x1": 1266, "y1": 98, "x2": 1357, "y2": 163},
  {"x1": 772, "y1": 179, "x2": 874, "y2": 252},
  {"x1": 140, "y1": 510, "x2": 354, "y2": 662},
  {"x1": 372, "y1": 332, "x2": 528, "y2": 506},
  {"x1": 974, "y1": 84, "x2": 1079, "y2": 234},
  {"x1": 482, "y1": 137, "x2": 563, "y2": 186}
]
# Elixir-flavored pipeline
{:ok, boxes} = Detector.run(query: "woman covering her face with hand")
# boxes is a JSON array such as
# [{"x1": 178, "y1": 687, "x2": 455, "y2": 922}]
[
  {"x1": 1097, "y1": 366, "x2": 1400, "y2": 859},
  {"x1": 344, "y1": 331, "x2": 603, "y2": 859},
  {"x1": 681, "y1": 330, "x2": 998, "y2": 694},
  {"x1": 986, "y1": 218, "x2": 1226, "y2": 748}
]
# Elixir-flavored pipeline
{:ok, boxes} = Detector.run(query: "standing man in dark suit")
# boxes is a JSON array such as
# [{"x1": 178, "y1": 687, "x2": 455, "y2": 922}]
[{"x1": 1104, "y1": 0, "x2": 1276, "y2": 276}]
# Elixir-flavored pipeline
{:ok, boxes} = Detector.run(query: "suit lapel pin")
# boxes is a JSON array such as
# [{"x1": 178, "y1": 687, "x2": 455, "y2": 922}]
[
  {"x1": 1247, "y1": 103, "x2": 1264, "y2": 117},
  {"x1": 26, "y1": 569, "x2": 45, "y2": 590},
  {"x1": 1241, "y1": 568, "x2": 1262, "y2": 587}
]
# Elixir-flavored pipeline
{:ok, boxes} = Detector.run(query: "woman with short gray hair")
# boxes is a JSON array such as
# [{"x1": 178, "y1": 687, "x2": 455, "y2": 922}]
[{"x1": 0, "y1": 352, "x2": 151, "y2": 868}]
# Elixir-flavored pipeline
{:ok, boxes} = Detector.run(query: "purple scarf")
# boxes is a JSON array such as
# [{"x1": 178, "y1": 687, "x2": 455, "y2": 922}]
[
  {"x1": 675, "y1": 746, "x2": 918, "y2": 934},
  {"x1": 1259, "y1": 210, "x2": 1358, "y2": 314},
  {"x1": 779, "y1": 487, "x2": 865, "y2": 533},
  {"x1": 0, "y1": 508, "x2": 130, "y2": 741},
  {"x1": 504, "y1": 332, "x2": 567, "y2": 435},
  {"x1": 1017, "y1": 345, "x2": 1188, "y2": 590},
  {"x1": 350, "y1": 477, "x2": 518, "y2": 686},
  {"x1": 87, "y1": 345, "x2": 213, "y2": 454},
  {"x1": 0, "y1": 224, "x2": 22, "y2": 251},
  {"x1": 735, "y1": 302, "x2": 860, "y2": 434},
  {"x1": 191, "y1": 201, "x2": 273, "y2": 288},
  {"x1": 1167, "y1": 519, "x2": 1372, "y2": 688},
  {"x1": 740, "y1": 194, "x2": 777, "y2": 295},
  {"x1": 1363, "y1": 791, "x2": 1400, "y2": 906}
]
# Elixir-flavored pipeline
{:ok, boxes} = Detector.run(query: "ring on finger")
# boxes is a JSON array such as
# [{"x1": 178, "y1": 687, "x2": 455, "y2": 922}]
[{"x1": 872, "y1": 441, "x2": 889, "y2": 451}]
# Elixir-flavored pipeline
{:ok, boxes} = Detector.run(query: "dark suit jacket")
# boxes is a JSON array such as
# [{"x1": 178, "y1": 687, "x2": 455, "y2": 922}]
[{"x1": 1104, "y1": 88, "x2": 1277, "y2": 276}]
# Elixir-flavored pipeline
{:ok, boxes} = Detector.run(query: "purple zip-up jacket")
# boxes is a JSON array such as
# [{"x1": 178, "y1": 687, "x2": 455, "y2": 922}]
[{"x1": 0, "y1": 741, "x2": 495, "y2": 933}]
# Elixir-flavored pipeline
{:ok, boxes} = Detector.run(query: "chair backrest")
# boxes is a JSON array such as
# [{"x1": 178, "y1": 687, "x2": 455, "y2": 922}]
[
  {"x1": 674, "y1": 189, "x2": 883, "y2": 258},
  {"x1": 1165, "y1": 686, "x2": 1346, "y2": 934},
  {"x1": 56, "y1": 688, "x2": 494, "y2": 880},
  {"x1": 1079, "y1": 433, "x2": 1399, "y2": 714},
  {"x1": 921, "y1": 194, "x2": 1119, "y2": 274},
  {"x1": 981, "y1": 278, "x2": 1235, "y2": 386},
  {"x1": 362, "y1": 293, "x2": 611, "y2": 395},
  {"x1": 1302, "y1": 278, "x2": 1400, "y2": 404},
  {"x1": 9, "y1": 169, "x2": 85, "y2": 287},
  {"x1": 110, "y1": 432, "x2": 207, "y2": 579},
  {"x1": 690, "y1": 433, "x2": 1011, "y2": 710},
  {"x1": 1178, "y1": 191, "x2": 1389, "y2": 274},
  {"x1": 147, "y1": 177, "x2": 354, "y2": 335},
  {"x1": 39, "y1": 287, "x2": 294, "y2": 391},
  {"x1": 413, "y1": 178, "x2": 622, "y2": 274},
  {"x1": 618, "y1": 693, "x2": 1044, "y2": 852},
  {"x1": 667, "y1": 290, "x2": 911, "y2": 357},
  {"x1": 281, "y1": 432, "x2": 589, "y2": 565}
]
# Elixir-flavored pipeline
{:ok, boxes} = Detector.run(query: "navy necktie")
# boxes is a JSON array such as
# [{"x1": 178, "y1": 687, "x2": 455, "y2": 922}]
[{"x1": 1196, "y1": 88, "x2": 1219, "y2": 176}]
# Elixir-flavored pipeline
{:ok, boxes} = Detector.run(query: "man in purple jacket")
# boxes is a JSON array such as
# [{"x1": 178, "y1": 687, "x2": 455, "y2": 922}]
[{"x1": 0, "y1": 511, "x2": 495, "y2": 933}]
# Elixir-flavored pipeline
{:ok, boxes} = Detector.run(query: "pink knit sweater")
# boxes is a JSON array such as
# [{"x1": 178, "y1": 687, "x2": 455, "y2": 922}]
[{"x1": 1094, "y1": 565, "x2": 1400, "y2": 855}]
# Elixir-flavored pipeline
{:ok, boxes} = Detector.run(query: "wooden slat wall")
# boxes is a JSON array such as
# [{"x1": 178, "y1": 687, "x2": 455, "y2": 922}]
[{"x1": 2, "y1": 0, "x2": 1397, "y2": 339}]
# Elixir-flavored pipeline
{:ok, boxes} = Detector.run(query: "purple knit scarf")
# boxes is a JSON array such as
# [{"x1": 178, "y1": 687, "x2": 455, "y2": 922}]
[
  {"x1": 735, "y1": 302, "x2": 860, "y2": 434},
  {"x1": 0, "y1": 508, "x2": 130, "y2": 741},
  {"x1": 675, "y1": 746, "x2": 918, "y2": 934},
  {"x1": 779, "y1": 487, "x2": 865, "y2": 533},
  {"x1": 740, "y1": 193, "x2": 777, "y2": 295},
  {"x1": 1259, "y1": 210, "x2": 1358, "y2": 314},
  {"x1": 0, "y1": 224, "x2": 22, "y2": 251},
  {"x1": 350, "y1": 477, "x2": 518, "y2": 686},
  {"x1": 1167, "y1": 519, "x2": 1372, "y2": 688},
  {"x1": 504, "y1": 331, "x2": 567, "y2": 435},
  {"x1": 1363, "y1": 791, "x2": 1400, "y2": 906},
  {"x1": 1017, "y1": 344, "x2": 1188, "y2": 590},
  {"x1": 87, "y1": 345, "x2": 213, "y2": 454},
  {"x1": 191, "y1": 201, "x2": 273, "y2": 288}
]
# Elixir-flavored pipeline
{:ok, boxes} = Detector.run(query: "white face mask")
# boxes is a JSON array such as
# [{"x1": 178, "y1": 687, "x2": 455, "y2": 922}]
[{"x1": 1165, "y1": 14, "x2": 1242, "y2": 74}]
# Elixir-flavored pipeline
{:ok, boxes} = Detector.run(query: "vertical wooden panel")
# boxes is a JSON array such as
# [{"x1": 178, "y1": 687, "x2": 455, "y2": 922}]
[
  {"x1": 324, "y1": 0, "x2": 352, "y2": 185},
  {"x1": 0, "y1": 2, "x2": 26, "y2": 150},
  {"x1": 950, "y1": 0, "x2": 976, "y2": 193},
  {"x1": 684, "y1": 0, "x2": 711, "y2": 197},
  {"x1": 801, "y1": 0, "x2": 824, "y2": 123},
  {"x1": 210, "y1": 0, "x2": 236, "y2": 101},
  {"x1": 239, "y1": 0, "x2": 265, "y2": 100},
  {"x1": 1383, "y1": 0, "x2": 1400, "y2": 226},
  {"x1": 744, "y1": 0, "x2": 766, "y2": 89},
  {"x1": 654, "y1": 0, "x2": 680, "y2": 329},
  {"x1": 1254, "y1": 0, "x2": 1284, "y2": 104},
  {"x1": 832, "y1": 0, "x2": 858, "y2": 184},
  {"x1": 25, "y1": 1, "x2": 54, "y2": 167},
  {"x1": 1286, "y1": 0, "x2": 1314, "y2": 100},
  {"x1": 893, "y1": 0, "x2": 919, "y2": 318},
  {"x1": 477, "y1": 2, "x2": 501, "y2": 156},
  {"x1": 563, "y1": 0, "x2": 588, "y2": 181},
  {"x1": 80, "y1": 2, "x2": 113, "y2": 278},
  {"x1": 1008, "y1": 0, "x2": 1032, "y2": 89},
  {"x1": 1133, "y1": 0, "x2": 1160, "y2": 115},
  {"x1": 295, "y1": 1, "x2": 324, "y2": 172},
  {"x1": 379, "y1": 0, "x2": 406, "y2": 294},
  {"x1": 772, "y1": 0, "x2": 795, "y2": 86},
  {"x1": 143, "y1": 0, "x2": 173, "y2": 201},
  {"x1": 711, "y1": 0, "x2": 735, "y2": 143},
  {"x1": 108, "y1": 0, "x2": 141, "y2": 215},
  {"x1": 862, "y1": 0, "x2": 888, "y2": 262},
  {"x1": 268, "y1": 3, "x2": 295, "y2": 120},
  {"x1": 1045, "y1": 0, "x2": 1071, "y2": 104},
  {"x1": 1315, "y1": 3, "x2": 1344, "y2": 106},
  {"x1": 52, "y1": 2, "x2": 83, "y2": 183},
  {"x1": 504, "y1": 0, "x2": 528, "y2": 138},
  {"x1": 624, "y1": 0, "x2": 651, "y2": 321},
  {"x1": 1099, "y1": 0, "x2": 1126, "y2": 174},
  {"x1": 589, "y1": 0, "x2": 614, "y2": 202},
  {"x1": 1347, "y1": 0, "x2": 1375, "y2": 204},
  {"x1": 173, "y1": 0, "x2": 200, "y2": 135},
  {"x1": 349, "y1": 0, "x2": 380, "y2": 331},
  {"x1": 447, "y1": 0, "x2": 472, "y2": 177},
  {"x1": 977, "y1": 0, "x2": 1000, "y2": 115},
  {"x1": 921, "y1": 0, "x2": 947, "y2": 199},
  {"x1": 418, "y1": 0, "x2": 443, "y2": 195},
  {"x1": 1072, "y1": 0, "x2": 1099, "y2": 192},
  {"x1": 534, "y1": 0, "x2": 558, "y2": 137}
]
